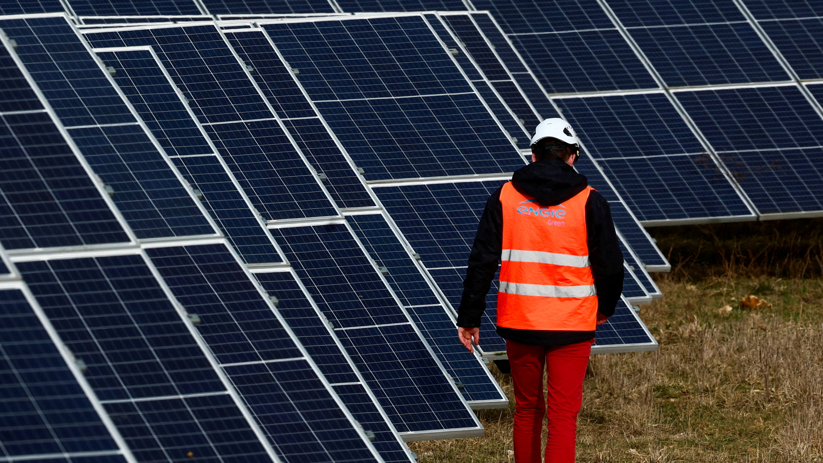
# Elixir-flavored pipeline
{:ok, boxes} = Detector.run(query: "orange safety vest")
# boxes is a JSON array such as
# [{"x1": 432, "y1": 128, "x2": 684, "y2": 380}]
[{"x1": 497, "y1": 182, "x2": 598, "y2": 331}]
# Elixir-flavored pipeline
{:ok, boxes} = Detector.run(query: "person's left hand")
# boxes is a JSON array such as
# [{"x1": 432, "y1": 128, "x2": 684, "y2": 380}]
[{"x1": 457, "y1": 327, "x2": 480, "y2": 353}]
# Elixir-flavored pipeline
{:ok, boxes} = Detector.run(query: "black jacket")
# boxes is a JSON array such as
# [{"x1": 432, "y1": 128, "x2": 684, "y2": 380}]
[{"x1": 457, "y1": 157, "x2": 624, "y2": 346}]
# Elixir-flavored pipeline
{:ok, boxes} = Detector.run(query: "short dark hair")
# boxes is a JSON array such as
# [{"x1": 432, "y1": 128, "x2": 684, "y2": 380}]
[{"x1": 532, "y1": 137, "x2": 574, "y2": 161}]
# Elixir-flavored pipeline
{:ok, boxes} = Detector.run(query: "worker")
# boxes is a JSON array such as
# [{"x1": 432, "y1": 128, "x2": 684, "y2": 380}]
[{"x1": 456, "y1": 118, "x2": 624, "y2": 463}]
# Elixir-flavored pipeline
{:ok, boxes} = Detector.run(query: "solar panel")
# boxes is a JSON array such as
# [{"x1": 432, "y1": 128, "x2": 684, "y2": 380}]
[
  {"x1": 261, "y1": 15, "x2": 525, "y2": 181},
  {"x1": 0, "y1": 284, "x2": 129, "y2": 462},
  {"x1": 223, "y1": 29, "x2": 376, "y2": 209},
  {"x1": 91, "y1": 47, "x2": 284, "y2": 264},
  {"x1": 269, "y1": 222, "x2": 483, "y2": 438},
  {"x1": 79, "y1": 15, "x2": 213, "y2": 25},
  {"x1": 2, "y1": 15, "x2": 218, "y2": 240},
  {"x1": 675, "y1": 84, "x2": 823, "y2": 218},
  {"x1": 554, "y1": 92, "x2": 756, "y2": 223},
  {"x1": 82, "y1": 23, "x2": 339, "y2": 223},
  {"x1": 333, "y1": 0, "x2": 467, "y2": 12},
  {"x1": 0, "y1": 0, "x2": 63, "y2": 14},
  {"x1": 758, "y1": 16, "x2": 823, "y2": 80},
  {"x1": 65, "y1": 0, "x2": 203, "y2": 17},
  {"x1": 346, "y1": 212, "x2": 508, "y2": 408},
  {"x1": 200, "y1": 0, "x2": 336, "y2": 15},
  {"x1": 741, "y1": 0, "x2": 823, "y2": 20}
]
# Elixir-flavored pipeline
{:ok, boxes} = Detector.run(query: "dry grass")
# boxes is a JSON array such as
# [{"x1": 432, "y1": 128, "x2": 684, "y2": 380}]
[{"x1": 410, "y1": 219, "x2": 823, "y2": 462}]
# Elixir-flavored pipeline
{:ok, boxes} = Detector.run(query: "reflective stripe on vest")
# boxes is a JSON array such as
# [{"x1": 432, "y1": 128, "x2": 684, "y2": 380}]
[{"x1": 496, "y1": 182, "x2": 598, "y2": 332}]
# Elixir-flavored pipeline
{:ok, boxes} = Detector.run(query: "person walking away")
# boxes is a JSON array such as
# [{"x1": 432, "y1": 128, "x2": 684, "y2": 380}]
[{"x1": 456, "y1": 118, "x2": 624, "y2": 463}]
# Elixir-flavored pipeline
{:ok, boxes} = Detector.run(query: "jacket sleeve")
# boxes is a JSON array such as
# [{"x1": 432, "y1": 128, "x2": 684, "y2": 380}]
[
  {"x1": 456, "y1": 186, "x2": 503, "y2": 328},
  {"x1": 585, "y1": 191, "x2": 624, "y2": 318}
]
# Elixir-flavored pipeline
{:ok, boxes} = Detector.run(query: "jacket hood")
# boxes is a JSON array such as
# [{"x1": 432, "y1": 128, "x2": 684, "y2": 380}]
[{"x1": 511, "y1": 157, "x2": 587, "y2": 206}]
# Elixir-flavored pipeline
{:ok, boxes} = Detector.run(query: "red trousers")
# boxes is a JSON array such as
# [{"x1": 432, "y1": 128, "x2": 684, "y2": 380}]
[{"x1": 507, "y1": 339, "x2": 593, "y2": 463}]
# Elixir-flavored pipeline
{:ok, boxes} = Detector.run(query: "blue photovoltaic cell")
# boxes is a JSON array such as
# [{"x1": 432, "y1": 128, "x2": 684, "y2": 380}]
[
  {"x1": 200, "y1": 0, "x2": 335, "y2": 15},
  {"x1": 17, "y1": 255, "x2": 276, "y2": 463},
  {"x1": 65, "y1": 0, "x2": 202, "y2": 16},
  {"x1": 555, "y1": 93, "x2": 752, "y2": 222},
  {"x1": 507, "y1": 30, "x2": 658, "y2": 94},
  {"x1": 146, "y1": 244, "x2": 302, "y2": 364},
  {"x1": 677, "y1": 86, "x2": 823, "y2": 215},
  {"x1": 593, "y1": 297, "x2": 656, "y2": 349},
  {"x1": 334, "y1": 0, "x2": 467, "y2": 12},
  {"x1": 171, "y1": 156, "x2": 283, "y2": 264},
  {"x1": 741, "y1": 0, "x2": 823, "y2": 20},
  {"x1": 607, "y1": 0, "x2": 747, "y2": 27},
  {"x1": 84, "y1": 25, "x2": 338, "y2": 221},
  {"x1": 347, "y1": 213, "x2": 507, "y2": 404},
  {"x1": 0, "y1": 48, "x2": 42, "y2": 113},
  {"x1": 264, "y1": 17, "x2": 525, "y2": 181},
  {"x1": 92, "y1": 49, "x2": 282, "y2": 263},
  {"x1": 0, "y1": 112, "x2": 129, "y2": 250},
  {"x1": 225, "y1": 31, "x2": 375, "y2": 209},
  {"x1": 0, "y1": 289, "x2": 121, "y2": 459},
  {"x1": 271, "y1": 224, "x2": 479, "y2": 433},
  {"x1": 224, "y1": 359, "x2": 380, "y2": 463},
  {"x1": 0, "y1": 17, "x2": 134, "y2": 128},
  {"x1": 627, "y1": 23, "x2": 789, "y2": 86},
  {"x1": 4, "y1": 17, "x2": 215, "y2": 240},
  {"x1": 760, "y1": 18, "x2": 823, "y2": 80},
  {"x1": 0, "y1": 0, "x2": 63, "y2": 14},
  {"x1": 93, "y1": 50, "x2": 212, "y2": 158},
  {"x1": 468, "y1": 0, "x2": 613, "y2": 34},
  {"x1": 66, "y1": 124, "x2": 215, "y2": 239},
  {"x1": 145, "y1": 244, "x2": 381, "y2": 463},
  {"x1": 468, "y1": 13, "x2": 562, "y2": 120},
  {"x1": 253, "y1": 272, "x2": 413, "y2": 463}
]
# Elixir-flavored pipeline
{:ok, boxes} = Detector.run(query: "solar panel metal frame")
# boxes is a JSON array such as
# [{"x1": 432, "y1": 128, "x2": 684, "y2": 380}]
[{"x1": 90, "y1": 44, "x2": 287, "y2": 265}]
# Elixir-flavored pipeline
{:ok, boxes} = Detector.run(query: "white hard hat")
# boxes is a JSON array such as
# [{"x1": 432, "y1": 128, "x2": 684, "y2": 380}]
[{"x1": 529, "y1": 118, "x2": 579, "y2": 148}]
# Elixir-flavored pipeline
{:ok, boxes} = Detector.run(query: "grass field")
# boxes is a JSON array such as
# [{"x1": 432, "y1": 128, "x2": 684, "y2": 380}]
[{"x1": 409, "y1": 219, "x2": 823, "y2": 462}]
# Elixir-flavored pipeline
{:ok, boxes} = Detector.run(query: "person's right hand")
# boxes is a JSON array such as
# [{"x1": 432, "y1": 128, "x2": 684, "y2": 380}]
[
  {"x1": 457, "y1": 327, "x2": 480, "y2": 354},
  {"x1": 596, "y1": 313, "x2": 609, "y2": 326}
]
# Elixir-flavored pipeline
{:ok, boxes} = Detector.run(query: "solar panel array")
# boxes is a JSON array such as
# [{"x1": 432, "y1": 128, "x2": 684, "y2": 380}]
[{"x1": 34, "y1": 0, "x2": 823, "y2": 458}]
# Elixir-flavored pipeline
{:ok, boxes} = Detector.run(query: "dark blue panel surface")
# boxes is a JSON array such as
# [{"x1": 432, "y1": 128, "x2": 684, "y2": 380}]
[
  {"x1": 252, "y1": 273, "x2": 411, "y2": 463},
  {"x1": 334, "y1": 0, "x2": 466, "y2": 13},
  {"x1": 0, "y1": 112, "x2": 128, "y2": 250},
  {"x1": 347, "y1": 214, "x2": 505, "y2": 404},
  {"x1": 225, "y1": 359, "x2": 379, "y2": 463},
  {"x1": 0, "y1": 289, "x2": 120, "y2": 457},
  {"x1": 375, "y1": 181, "x2": 505, "y2": 269},
  {"x1": 147, "y1": 244, "x2": 303, "y2": 365},
  {"x1": 556, "y1": 94, "x2": 752, "y2": 221},
  {"x1": 19, "y1": 256, "x2": 225, "y2": 402},
  {"x1": 66, "y1": 0, "x2": 202, "y2": 15},
  {"x1": 80, "y1": 16, "x2": 211, "y2": 24},
  {"x1": 0, "y1": 17, "x2": 135, "y2": 127},
  {"x1": 0, "y1": 47, "x2": 42, "y2": 113},
  {"x1": 271, "y1": 225, "x2": 408, "y2": 329},
  {"x1": 628, "y1": 23, "x2": 788, "y2": 86},
  {"x1": 104, "y1": 395, "x2": 271, "y2": 463},
  {"x1": 423, "y1": 14, "x2": 485, "y2": 82},
  {"x1": 202, "y1": 120, "x2": 336, "y2": 220},
  {"x1": 473, "y1": 80, "x2": 531, "y2": 150},
  {"x1": 0, "y1": 0, "x2": 63, "y2": 14},
  {"x1": 427, "y1": 266, "x2": 506, "y2": 354},
  {"x1": 332, "y1": 384, "x2": 411, "y2": 463},
  {"x1": 336, "y1": 324, "x2": 479, "y2": 432},
  {"x1": 272, "y1": 224, "x2": 478, "y2": 433},
  {"x1": 83, "y1": 26, "x2": 274, "y2": 124},
  {"x1": 201, "y1": 0, "x2": 335, "y2": 14},
  {"x1": 593, "y1": 298, "x2": 655, "y2": 347},
  {"x1": 67, "y1": 124, "x2": 214, "y2": 239},
  {"x1": 608, "y1": 0, "x2": 746, "y2": 26},
  {"x1": 468, "y1": 0, "x2": 612, "y2": 34},
  {"x1": 253, "y1": 271, "x2": 358, "y2": 384},
  {"x1": 678, "y1": 86, "x2": 823, "y2": 215},
  {"x1": 94, "y1": 49, "x2": 213, "y2": 158},
  {"x1": 509, "y1": 30, "x2": 658, "y2": 93},
  {"x1": 171, "y1": 155, "x2": 282, "y2": 264},
  {"x1": 761, "y1": 18, "x2": 823, "y2": 80},
  {"x1": 742, "y1": 0, "x2": 823, "y2": 20}
]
